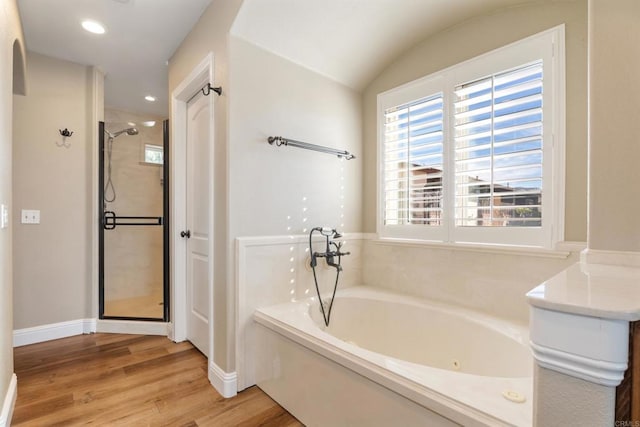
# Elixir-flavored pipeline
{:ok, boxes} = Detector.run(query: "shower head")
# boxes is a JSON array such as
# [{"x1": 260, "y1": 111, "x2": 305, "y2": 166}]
[{"x1": 106, "y1": 127, "x2": 139, "y2": 139}]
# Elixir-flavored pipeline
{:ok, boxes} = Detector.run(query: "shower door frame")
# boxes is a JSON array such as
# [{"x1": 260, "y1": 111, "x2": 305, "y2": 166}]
[{"x1": 98, "y1": 120, "x2": 170, "y2": 322}]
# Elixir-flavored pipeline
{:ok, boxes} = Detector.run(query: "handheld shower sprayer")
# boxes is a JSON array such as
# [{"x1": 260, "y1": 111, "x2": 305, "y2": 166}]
[
  {"x1": 103, "y1": 127, "x2": 140, "y2": 204},
  {"x1": 106, "y1": 127, "x2": 139, "y2": 139},
  {"x1": 313, "y1": 226, "x2": 342, "y2": 238}
]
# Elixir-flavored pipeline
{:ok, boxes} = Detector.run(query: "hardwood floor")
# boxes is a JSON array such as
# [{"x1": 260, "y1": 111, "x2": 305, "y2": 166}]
[{"x1": 12, "y1": 333, "x2": 303, "y2": 426}]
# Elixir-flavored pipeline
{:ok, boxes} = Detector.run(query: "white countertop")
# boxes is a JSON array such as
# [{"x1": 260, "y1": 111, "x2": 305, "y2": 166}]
[{"x1": 527, "y1": 262, "x2": 640, "y2": 321}]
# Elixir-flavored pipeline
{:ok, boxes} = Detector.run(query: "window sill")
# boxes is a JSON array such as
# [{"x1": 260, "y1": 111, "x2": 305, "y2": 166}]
[{"x1": 372, "y1": 237, "x2": 583, "y2": 259}]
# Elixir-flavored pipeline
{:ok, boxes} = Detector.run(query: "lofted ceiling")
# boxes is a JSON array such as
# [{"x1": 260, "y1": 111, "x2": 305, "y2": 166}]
[
  {"x1": 231, "y1": 0, "x2": 539, "y2": 90},
  {"x1": 18, "y1": 0, "x2": 538, "y2": 117},
  {"x1": 18, "y1": 0, "x2": 212, "y2": 117}
]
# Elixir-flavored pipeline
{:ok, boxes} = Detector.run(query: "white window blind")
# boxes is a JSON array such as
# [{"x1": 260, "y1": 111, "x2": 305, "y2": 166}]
[
  {"x1": 454, "y1": 62, "x2": 543, "y2": 228},
  {"x1": 383, "y1": 94, "x2": 444, "y2": 226}
]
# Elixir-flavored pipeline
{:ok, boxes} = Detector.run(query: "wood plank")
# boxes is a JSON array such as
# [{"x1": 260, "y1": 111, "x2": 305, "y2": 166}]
[
  {"x1": 12, "y1": 333, "x2": 303, "y2": 427},
  {"x1": 632, "y1": 322, "x2": 640, "y2": 421},
  {"x1": 26, "y1": 355, "x2": 209, "y2": 425}
]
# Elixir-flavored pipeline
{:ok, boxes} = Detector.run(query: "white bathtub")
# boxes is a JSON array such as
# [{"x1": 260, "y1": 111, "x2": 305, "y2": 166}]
[{"x1": 253, "y1": 286, "x2": 532, "y2": 426}]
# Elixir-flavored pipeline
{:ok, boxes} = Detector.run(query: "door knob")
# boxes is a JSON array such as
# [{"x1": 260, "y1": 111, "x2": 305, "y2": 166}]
[{"x1": 180, "y1": 230, "x2": 191, "y2": 238}]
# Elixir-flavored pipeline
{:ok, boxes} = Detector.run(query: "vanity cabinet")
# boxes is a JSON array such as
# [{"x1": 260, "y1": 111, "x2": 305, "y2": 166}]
[{"x1": 616, "y1": 321, "x2": 640, "y2": 422}]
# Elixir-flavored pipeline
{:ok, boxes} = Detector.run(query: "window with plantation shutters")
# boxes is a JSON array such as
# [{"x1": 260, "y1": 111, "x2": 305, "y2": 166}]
[
  {"x1": 454, "y1": 62, "x2": 543, "y2": 228},
  {"x1": 383, "y1": 94, "x2": 444, "y2": 227},
  {"x1": 378, "y1": 26, "x2": 564, "y2": 248}
]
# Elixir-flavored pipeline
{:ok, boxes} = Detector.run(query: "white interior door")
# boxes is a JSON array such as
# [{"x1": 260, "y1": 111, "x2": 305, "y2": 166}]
[{"x1": 184, "y1": 91, "x2": 211, "y2": 356}]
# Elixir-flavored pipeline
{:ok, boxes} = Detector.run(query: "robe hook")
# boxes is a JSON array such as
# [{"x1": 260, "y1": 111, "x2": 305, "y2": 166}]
[
  {"x1": 59, "y1": 128, "x2": 73, "y2": 137},
  {"x1": 202, "y1": 83, "x2": 222, "y2": 97}
]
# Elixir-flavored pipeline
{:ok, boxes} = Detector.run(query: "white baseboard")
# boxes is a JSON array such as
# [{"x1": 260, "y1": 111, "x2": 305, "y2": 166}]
[
  {"x1": 96, "y1": 320, "x2": 168, "y2": 336},
  {"x1": 209, "y1": 362, "x2": 237, "y2": 398},
  {"x1": 14, "y1": 319, "x2": 169, "y2": 347},
  {"x1": 0, "y1": 374, "x2": 17, "y2": 427},
  {"x1": 13, "y1": 319, "x2": 96, "y2": 347}
]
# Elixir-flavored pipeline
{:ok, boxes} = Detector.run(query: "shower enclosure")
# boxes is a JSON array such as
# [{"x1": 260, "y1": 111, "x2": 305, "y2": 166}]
[{"x1": 99, "y1": 112, "x2": 169, "y2": 321}]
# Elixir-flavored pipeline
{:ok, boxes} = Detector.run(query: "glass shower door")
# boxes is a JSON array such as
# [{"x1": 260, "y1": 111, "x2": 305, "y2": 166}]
[{"x1": 99, "y1": 117, "x2": 169, "y2": 321}]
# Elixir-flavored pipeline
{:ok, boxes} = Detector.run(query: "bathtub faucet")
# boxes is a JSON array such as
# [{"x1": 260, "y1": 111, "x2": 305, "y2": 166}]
[
  {"x1": 313, "y1": 242, "x2": 350, "y2": 272},
  {"x1": 310, "y1": 227, "x2": 350, "y2": 272},
  {"x1": 309, "y1": 227, "x2": 349, "y2": 327}
]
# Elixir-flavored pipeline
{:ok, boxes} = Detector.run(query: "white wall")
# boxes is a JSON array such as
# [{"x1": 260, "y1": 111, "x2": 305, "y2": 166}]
[
  {"x1": 228, "y1": 37, "x2": 362, "y2": 237},
  {"x1": 0, "y1": 0, "x2": 25, "y2": 417},
  {"x1": 588, "y1": 0, "x2": 640, "y2": 252},
  {"x1": 12, "y1": 52, "x2": 100, "y2": 329}
]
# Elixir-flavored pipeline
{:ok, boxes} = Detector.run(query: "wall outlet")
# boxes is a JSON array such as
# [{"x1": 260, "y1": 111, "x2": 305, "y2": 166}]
[
  {"x1": 0, "y1": 204, "x2": 7, "y2": 229},
  {"x1": 21, "y1": 209, "x2": 40, "y2": 224}
]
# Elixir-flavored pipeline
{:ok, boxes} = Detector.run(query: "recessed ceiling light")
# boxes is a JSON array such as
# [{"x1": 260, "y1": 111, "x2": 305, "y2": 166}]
[
  {"x1": 127, "y1": 122, "x2": 136, "y2": 127},
  {"x1": 145, "y1": 95, "x2": 156, "y2": 102},
  {"x1": 142, "y1": 121, "x2": 156, "y2": 127},
  {"x1": 81, "y1": 20, "x2": 106, "y2": 35}
]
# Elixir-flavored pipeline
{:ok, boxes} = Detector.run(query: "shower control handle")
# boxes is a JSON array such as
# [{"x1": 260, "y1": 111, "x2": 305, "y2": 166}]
[{"x1": 180, "y1": 230, "x2": 191, "y2": 239}]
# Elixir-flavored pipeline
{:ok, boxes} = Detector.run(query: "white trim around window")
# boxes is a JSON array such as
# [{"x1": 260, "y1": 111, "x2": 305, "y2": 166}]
[{"x1": 377, "y1": 25, "x2": 565, "y2": 249}]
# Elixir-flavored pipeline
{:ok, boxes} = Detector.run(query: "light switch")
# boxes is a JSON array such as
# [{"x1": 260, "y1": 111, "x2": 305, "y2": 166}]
[
  {"x1": 21, "y1": 209, "x2": 40, "y2": 224},
  {"x1": 0, "y1": 204, "x2": 7, "y2": 229}
]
